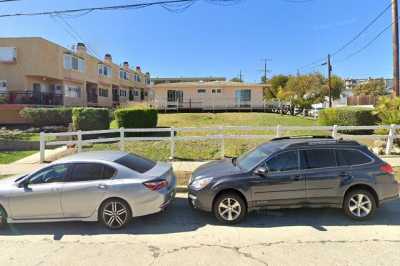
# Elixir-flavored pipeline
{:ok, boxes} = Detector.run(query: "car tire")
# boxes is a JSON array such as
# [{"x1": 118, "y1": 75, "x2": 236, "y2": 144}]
[
  {"x1": 0, "y1": 206, "x2": 7, "y2": 229},
  {"x1": 344, "y1": 189, "x2": 376, "y2": 221},
  {"x1": 213, "y1": 192, "x2": 247, "y2": 224},
  {"x1": 99, "y1": 199, "x2": 131, "y2": 230}
]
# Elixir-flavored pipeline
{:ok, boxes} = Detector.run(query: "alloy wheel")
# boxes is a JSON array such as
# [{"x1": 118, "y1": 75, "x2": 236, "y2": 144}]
[
  {"x1": 218, "y1": 197, "x2": 242, "y2": 221},
  {"x1": 102, "y1": 201, "x2": 129, "y2": 229},
  {"x1": 348, "y1": 193, "x2": 372, "y2": 218}
]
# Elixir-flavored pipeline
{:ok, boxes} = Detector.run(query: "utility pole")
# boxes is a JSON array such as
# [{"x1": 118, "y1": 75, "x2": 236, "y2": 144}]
[
  {"x1": 239, "y1": 70, "x2": 243, "y2": 82},
  {"x1": 393, "y1": 0, "x2": 399, "y2": 96},
  {"x1": 322, "y1": 54, "x2": 333, "y2": 107},
  {"x1": 261, "y1": 58, "x2": 272, "y2": 83}
]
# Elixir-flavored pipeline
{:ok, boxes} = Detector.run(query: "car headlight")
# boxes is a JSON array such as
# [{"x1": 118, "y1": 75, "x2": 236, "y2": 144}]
[{"x1": 190, "y1": 177, "x2": 213, "y2": 191}]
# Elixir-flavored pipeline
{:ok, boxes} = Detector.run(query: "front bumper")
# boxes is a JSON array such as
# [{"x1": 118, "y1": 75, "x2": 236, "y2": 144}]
[{"x1": 187, "y1": 188, "x2": 214, "y2": 212}]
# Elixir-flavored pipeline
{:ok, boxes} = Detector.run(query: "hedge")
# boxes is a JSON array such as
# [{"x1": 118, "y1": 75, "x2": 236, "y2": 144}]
[
  {"x1": 72, "y1": 108, "x2": 110, "y2": 131},
  {"x1": 114, "y1": 107, "x2": 158, "y2": 128},
  {"x1": 318, "y1": 107, "x2": 378, "y2": 134},
  {"x1": 20, "y1": 108, "x2": 72, "y2": 127}
]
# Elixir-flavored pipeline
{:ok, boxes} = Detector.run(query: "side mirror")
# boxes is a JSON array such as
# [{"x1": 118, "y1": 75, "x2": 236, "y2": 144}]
[
  {"x1": 254, "y1": 167, "x2": 268, "y2": 176},
  {"x1": 18, "y1": 179, "x2": 29, "y2": 188}
]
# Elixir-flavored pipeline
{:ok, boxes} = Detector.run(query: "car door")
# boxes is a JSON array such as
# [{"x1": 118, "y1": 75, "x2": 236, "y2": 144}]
[
  {"x1": 250, "y1": 150, "x2": 306, "y2": 207},
  {"x1": 61, "y1": 163, "x2": 116, "y2": 218},
  {"x1": 301, "y1": 148, "x2": 350, "y2": 205},
  {"x1": 8, "y1": 164, "x2": 69, "y2": 219}
]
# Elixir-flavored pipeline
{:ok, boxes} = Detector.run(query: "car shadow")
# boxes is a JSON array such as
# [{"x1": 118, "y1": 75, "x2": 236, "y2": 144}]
[{"x1": 1, "y1": 196, "x2": 400, "y2": 240}]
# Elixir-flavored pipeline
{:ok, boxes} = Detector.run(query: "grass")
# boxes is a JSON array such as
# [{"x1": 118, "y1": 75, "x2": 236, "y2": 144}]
[
  {"x1": 93, "y1": 112, "x2": 324, "y2": 161},
  {"x1": 0, "y1": 175, "x2": 12, "y2": 179},
  {"x1": 0, "y1": 150, "x2": 36, "y2": 164}
]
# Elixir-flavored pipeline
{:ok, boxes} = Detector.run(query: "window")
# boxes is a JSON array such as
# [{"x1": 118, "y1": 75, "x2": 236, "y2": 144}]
[
  {"x1": 98, "y1": 64, "x2": 112, "y2": 77},
  {"x1": 119, "y1": 89, "x2": 127, "y2": 97},
  {"x1": 212, "y1": 89, "x2": 221, "y2": 94},
  {"x1": 265, "y1": 151, "x2": 298, "y2": 172},
  {"x1": 336, "y1": 149, "x2": 372, "y2": 166},
  {"x1": 120, "y1": 70, "x2": 129, "y2": 80},
  {"x1": 64, "y1": 54, "x2": 85, "y2": 72},
  {"x1": 115, "y1": 154, "x2": 156, "y2": 174},
  {"x1": 237, "y1": 146, "x2": 277, "y2": 171},
  {"x1": 198, "y1": 89, "x2": 206, "y2": 94},
  {"x1": 68, "y1": 163, "x2": 115, "y2": 182},
  {"x1": 302, "y1": 149, "x2": 336, "y2": 169},
  {"x1": 99, "y1": 88, "x2": 109, "y2": 97},
  {"x1": 65, "y1": 86, "x2": 81, "y2": 98},
  {"x1": 0, "y1": 47, "x2": 17, "y2": 62},
  {"x1": 28, "y1": 164, "x2": 70, "y2": 185}
]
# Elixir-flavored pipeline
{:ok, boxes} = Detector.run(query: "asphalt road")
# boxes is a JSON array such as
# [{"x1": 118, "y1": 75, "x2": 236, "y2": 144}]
[{"x1": 0, "y1": 194, "x2": 400, "y2": 266}]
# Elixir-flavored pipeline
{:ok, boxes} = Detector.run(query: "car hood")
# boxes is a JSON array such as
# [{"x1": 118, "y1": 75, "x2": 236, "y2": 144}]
[
  {"x1": 0, "y1": 176, "x2": 19, "y2": 192},
  {"x1": 192, "y1": 158, "x2": 242, "y2": 180}
]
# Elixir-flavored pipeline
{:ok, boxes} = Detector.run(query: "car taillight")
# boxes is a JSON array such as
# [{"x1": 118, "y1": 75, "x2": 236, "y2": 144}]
[
  {"x1": 380, "y1": 163, "x2": 394, "y2": 174},
  {"x1": 143, "y1": 180, "x2": 168, "y2": 191}
]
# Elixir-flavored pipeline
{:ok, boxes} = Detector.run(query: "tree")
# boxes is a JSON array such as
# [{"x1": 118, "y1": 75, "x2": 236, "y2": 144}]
[
  {"x1": 323, "y1": 75, "x2": 345, "y2": 100},
  {"x1": 264, "y1": 75, "x2": 289, "y2": 99},
  {"x1": 230, "y1": 77, "x2": 242, "y2": 82},
  {"x1": 353, "y1": 79, "x2": 388, "y2": 96}
]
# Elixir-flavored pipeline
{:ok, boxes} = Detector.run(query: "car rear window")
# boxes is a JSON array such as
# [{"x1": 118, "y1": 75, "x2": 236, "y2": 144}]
[
  {"x1": 336, "y1": 149, "x2": 372, "y2": 166},
  {"x1": 115, "y1": 154, "x2": 156, "y2": 173},
  {"x1": 302, "y1": 149, "x2": 336, "y2": 169}
]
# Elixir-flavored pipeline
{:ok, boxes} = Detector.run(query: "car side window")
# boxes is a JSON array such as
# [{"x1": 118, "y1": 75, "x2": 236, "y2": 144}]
[
  {"x1": 29, "y1": 164, "x2": 70, "y2": 185},
  {"x1": 336, "y1": 149, "x2": 372, "y2": 166},
  {"x1": 301, "y1": 149, "x2": 336, "y2": 169},
  {"x1": 68, "y1": 163, "x2": 115, "y2": 182},
  {"x1": 265, "y1": 151, "x2": 299, "y2": 172}
]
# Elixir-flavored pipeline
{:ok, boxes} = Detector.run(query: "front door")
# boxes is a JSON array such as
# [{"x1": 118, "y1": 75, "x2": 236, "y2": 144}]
[
  {"x1": 61, "y1": 163, "x2": 114, "y2": 218},
  {"x1": 250, "y1": 150, "x2": 306, "y2": 207},
  {"x1": 9, "y1": 164, "x2": 69, "y2": 219}
]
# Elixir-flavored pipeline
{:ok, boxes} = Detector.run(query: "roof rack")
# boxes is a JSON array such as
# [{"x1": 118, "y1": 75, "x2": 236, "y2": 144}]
[{"x1": 271, "y1": 136, "x2": 334, "y2": 141}]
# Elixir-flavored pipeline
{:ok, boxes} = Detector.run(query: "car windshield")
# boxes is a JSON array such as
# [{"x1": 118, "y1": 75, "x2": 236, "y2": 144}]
[
  {"x1": 115, "y1": 154, "x2": 156, "y2": 174},
  {"x1": 236, "y1": 144, "x2": 278, "y2": 171}
]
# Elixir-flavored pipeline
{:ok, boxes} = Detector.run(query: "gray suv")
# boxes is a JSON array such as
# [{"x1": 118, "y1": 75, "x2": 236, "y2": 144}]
[{"x1": 188, "y1": 137, "x2": 399, "y2": 224}]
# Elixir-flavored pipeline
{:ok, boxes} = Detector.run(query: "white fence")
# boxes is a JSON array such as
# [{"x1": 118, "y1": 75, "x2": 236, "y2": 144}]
[{"x1": 39, "y1": 124, "x2": 399, "y2": 163}]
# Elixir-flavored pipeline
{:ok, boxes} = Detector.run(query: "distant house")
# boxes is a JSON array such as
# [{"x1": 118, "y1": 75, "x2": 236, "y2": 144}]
[
  {"x1": 151, "y1": 81, "x2": 268, "y2": 111},
  {"x1": 151, "y1": 76, "x2": 226, "y2": 85}
]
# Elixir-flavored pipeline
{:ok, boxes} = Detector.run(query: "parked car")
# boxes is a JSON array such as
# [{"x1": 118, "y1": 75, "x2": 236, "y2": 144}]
[
  {"x1": 188, "y1": 136, "x2": 399, "y2": 224},
  {"x1": 0, "y1": 151, "x2": 176, "y2": 229}
]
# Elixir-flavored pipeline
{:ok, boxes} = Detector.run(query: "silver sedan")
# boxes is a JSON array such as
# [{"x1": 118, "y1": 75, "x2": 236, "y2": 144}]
[{"x1": 0, "y1": 151, "x2": 176, "y2": 229}]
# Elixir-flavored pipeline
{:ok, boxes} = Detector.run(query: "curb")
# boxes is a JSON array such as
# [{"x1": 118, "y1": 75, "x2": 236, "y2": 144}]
[{"x1": 176, "y1": 186, "x2": 188, "y2": 193}]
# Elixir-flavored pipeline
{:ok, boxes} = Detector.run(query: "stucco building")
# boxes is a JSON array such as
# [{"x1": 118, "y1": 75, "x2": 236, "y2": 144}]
[{"x1": 0, "y1": 37, "x2": 151, "y2": 108}]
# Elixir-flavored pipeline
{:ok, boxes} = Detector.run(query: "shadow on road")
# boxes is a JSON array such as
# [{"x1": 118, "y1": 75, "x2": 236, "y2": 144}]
[{"x1": 1, "y1": 196, "x2": 399, "y2": 240}]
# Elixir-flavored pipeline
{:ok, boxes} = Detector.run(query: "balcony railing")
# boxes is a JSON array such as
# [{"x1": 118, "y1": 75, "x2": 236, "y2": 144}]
[{"x1": 2, "y1": 91, "x2": 64, "y2": 106}]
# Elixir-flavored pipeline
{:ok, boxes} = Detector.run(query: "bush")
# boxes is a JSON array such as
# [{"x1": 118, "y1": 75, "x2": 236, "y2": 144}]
[
  {"x1": 20, "y1": 108, "x2": 72, "y2": 127},
  {"x1": 319, "y1": 107, "x2": 378, "y2": 134},
  {"x1": 374, "y1": 96, "x2": 400, "y2": 125},
  {"x1": 114, "y1": 107, "x2": 158, "y2": 128},
  {"x1": 72, "y1": 108, "x2": 110, "y2": 131}
]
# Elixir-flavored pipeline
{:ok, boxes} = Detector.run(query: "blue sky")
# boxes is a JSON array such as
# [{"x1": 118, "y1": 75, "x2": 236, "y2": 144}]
[{"x1": 0, "y1": 0, "x2": 394, "y2": 82}]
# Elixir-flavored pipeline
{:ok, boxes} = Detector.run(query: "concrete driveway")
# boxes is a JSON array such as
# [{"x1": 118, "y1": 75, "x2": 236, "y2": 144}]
[{"x1": 0, "y1": 194, "x2": 400, "y2": 266}]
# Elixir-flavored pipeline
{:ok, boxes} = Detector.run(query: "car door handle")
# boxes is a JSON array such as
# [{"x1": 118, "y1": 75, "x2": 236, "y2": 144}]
[{"x1": 98, "y1": 184, "x2": 108, "y2": 190}]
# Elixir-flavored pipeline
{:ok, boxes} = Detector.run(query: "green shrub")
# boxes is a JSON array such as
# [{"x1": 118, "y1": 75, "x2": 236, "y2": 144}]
[
  {"x1": 20, "y1": 108, "x2": 72, "y2": 127},
  {"x1": 319, "y1": 107, "x2": 378, "y2": 134},
  {"x1": 114, "y1": 107, "x2": 158, "y2": 128},
  {"x1": 374, "y1": 96, "x2": 400, "y2": 125},
  {"x1": 72, "y1": 108, "x2": 110, "y2": 131}
]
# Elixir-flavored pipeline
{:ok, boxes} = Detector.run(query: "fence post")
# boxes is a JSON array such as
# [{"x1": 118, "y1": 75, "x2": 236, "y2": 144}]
[
  {"x1": 77, "y1": 130, "x2": 82, "y2": 153},
  {"x1": 385, "y1": 124, "x2": 396, "y2": 155},
  {"x1": 39, "y1": 131, "x2": 45, "y2": 163},
  {"x1": 169, "y1": 127, "x2": 175, "y2": 160},
  {"x1": 220, "y1": 126, "x2": 225, "y2": 159},
  {"x1": 276, "y1": 125, "x2": 282, "y2": 138},
  {"x1": 119, "y1": 127, "x2": 125, "y2": 151},
  {"x1": 332, "y1": 125, "x2": 338, "y2": 139}
]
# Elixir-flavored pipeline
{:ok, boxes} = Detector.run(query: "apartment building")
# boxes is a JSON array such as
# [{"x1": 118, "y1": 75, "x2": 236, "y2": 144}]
[
  {"x1": 151, "y1": 81, "x2": 267, "y2": 111},
  {"x1": 0, "y1": 37, "x2": 151, "y2": 108}
]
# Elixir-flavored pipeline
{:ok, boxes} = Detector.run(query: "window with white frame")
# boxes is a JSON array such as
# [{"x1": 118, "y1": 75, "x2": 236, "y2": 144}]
[
  {"x1": 64, "y1": 54, "x2": 85, "y2": 72},
  {"x1": 197, "y1": 89, "x2": 206, "y2": 94},
  {"x1": 119, "y1": 70, "x2": 129, "y2": 80},
  {"x1": 65, "y1": 86, "x2": 81, "y2": 98},
  {"x1": 119, "y1": 89, "x2": 127, "y2": 97},
  {"x1": 98, "y1": 64, "x2": 112, "y2": 77},
  {"x1": 212, "y1": 88, "x2": 222, "y2": 94},
  {"x1": 99, "y1": 88, "x2": 109, "y2": 97}
]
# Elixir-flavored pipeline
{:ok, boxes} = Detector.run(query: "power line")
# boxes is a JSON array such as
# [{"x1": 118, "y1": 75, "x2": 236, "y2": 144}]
[
  {"x1": 0, "y1": 0, "x2": 23, "y2": 3},
  {"x1": 0, "y1": 0, "x2": 240, "y2": 18}
]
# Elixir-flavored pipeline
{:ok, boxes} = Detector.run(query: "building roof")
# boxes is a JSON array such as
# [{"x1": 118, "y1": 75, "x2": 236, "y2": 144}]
[
  {"x1": 152, "y1": 80, "x2": 269, "y2": 88},
  {"x1": 151, "y1": 77, "x2": 226, "y2": 82}
]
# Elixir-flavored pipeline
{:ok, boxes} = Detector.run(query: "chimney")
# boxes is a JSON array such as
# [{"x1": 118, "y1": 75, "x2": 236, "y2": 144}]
[
  {"x1": 104, "y1": 54, "x2": 112, "y2": 63},
  {"x1": 76, "y1": 42, "x2": 87, "y2": 53},
  {"x1": 136, "y1": 66, "x2": 141, "y2": 72},
  {"x1": 123, "y1": 61, "x2": 130, "y2": 70}
]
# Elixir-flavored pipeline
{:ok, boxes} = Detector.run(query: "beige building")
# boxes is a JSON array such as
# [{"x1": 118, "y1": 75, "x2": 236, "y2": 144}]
[
  {"x1": 0, "y1": 37, "x2": 151, "y2": 107},
  {"x1": 151, "y1": 81, "x2": 268, "y2": 111}
]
